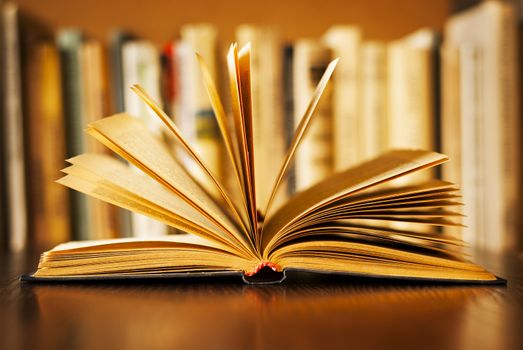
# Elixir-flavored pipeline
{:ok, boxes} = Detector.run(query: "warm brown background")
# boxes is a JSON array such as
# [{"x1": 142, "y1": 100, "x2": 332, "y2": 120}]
[{"x1": 16, "y1": 0, "x2": 451, "y2": 45}]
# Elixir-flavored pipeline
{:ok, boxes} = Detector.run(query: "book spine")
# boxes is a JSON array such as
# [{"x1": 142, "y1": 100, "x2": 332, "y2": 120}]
[
  {"x1": 236, "y1": 25, "x2": 285, "y2": 209},
  {"x1": 282, "y1": 44, "x2": 295, "y2": 195},
  {"x1": 359, "y1": 41, "x2": 387, "y2": 161},
  {"x1": 108, "y1": 30, "x2": 133, "y2": 238},
  {"x1": 498, "y1": 4, "x2": 520, "y2": 251},
  {"x1": 57, "y1": 29, "x2": 91, "y2": 241},
  {"x1": 121, "y1": 40, "x2": 168, "y2": 237},
  {"x1": 2, "y1": 4, "x2": 28, "y2": 251},
  {"x1": 0, "y1": 0, "x2": 6, "y2": 252},
  {"x1": 25, "y1": 42, "x2": 71, "y2": 249},
  {"x1": 293, "y1": 39, "x2": 334, "y2": 191},
  {"x1": 322, "y1": 26, "x2": 362, "y2": 169},
  {"x1": 440, "y1": 44, "x2": 463, "y2": 240},
  {"x1": 458, "y1": 45, "x2": 481, "y2": 247},
  {"x1": 178, "y1": 25, "x2": 223, "y2": 190},
  {"x1": 161, "y1": 42, "x2": 178, "y2": 119},
  {"x1": 80, "y1": 41, "x2": 118, "y2": 239},
  {"x1": 386, "y1": 33, "x2": 436, "y2": 185}
]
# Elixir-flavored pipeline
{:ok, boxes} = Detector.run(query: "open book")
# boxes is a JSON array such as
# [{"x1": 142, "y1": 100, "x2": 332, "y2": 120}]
[{"x1": 24, "y1": 43, "x2": 499, "y2": 284}]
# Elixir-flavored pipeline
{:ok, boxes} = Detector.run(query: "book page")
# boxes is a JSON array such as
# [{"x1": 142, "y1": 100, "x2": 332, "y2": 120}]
[
  {"x1": 196, "y1": 53, "x2": 247, "y2": 214},
  {"x1": 63, "y1": 153, "x2": 252, "y2": 254},
  {"x1": 303, "y1": 180, "x2": 461, "y2": 220},
  {"x1": 261, "y1": 150, "x2": 448, "y2": 253},
  {"x1": 35, "y1": 234, "x2": 256, "y2": 277},
  {"x1": 237, "y1": 43, "x2": 258, "y2": 238},
  {"x1": 47, "y1": 234, "x2": 228, "y2": 253},
  {"x1": 130, "y1": 84, "x2": 250, "y2": 234},
  {"x1": 86, "y1": 114, "x2": 252, "y2": 251},
  {"x1": 58, "y1": 171, "x2": 253, "y2": 258},
  {"x1": 226, "y1": 44, "x2": 257, "y2": 235},
  {"x1": 271, "y1": 223, "x2": 466, "y2": 259},
  {"x1": 269, "y1": 240, "x2": 496, "y2": 281}
]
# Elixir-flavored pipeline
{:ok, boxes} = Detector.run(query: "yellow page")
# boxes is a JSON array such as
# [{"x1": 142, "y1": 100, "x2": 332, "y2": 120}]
[
  {"x1": 130, "y1": 84, "x2": 249, "y2": 235},
  {"x1": 86, "y1": 114, "x2": 251, "y2": 250},
  {"x1": 47, "y1": 234, "x2": 227, "y2": 253},
  {"x1": 226, "y1": 44, "x2": 257, "y2": 234},
  {"x1": 64, "y1": 153, "x2": 249, "y2": 252},
  {"x1": 262, "y1": 150, "x2": 448, "y2": 253},
  {"x1": 58, "y1": 170, "x2": 254, "y2": 257},
  {"x1": 237, "y1": 43, "x2": 258, "y2": 237},
  {"x1": 196, "y1": 53, "x2": 246, "y2": 214}
]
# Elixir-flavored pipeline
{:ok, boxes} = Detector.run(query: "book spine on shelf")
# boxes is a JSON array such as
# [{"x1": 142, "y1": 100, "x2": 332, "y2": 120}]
[
  {"x1": 121, "y1": 40, "x2": 168, "y2": 238},
  {"x1": 282, "y1": 44, "x2": 295, "y2": 196},
  {"x1": 440, "y1": 44, "x2": 463, "y2": 241},
  {"x1": 79, "y1": 41, "x2": 118, "y2": 239},
  {"x1": 236, "y1": 25, "x2": 285, "y2": 208},
  {"x1": 498, "y1": 3, "x2": 520, "y2": 251},
  {"x1": 458, "y1": 45, "x2": 482, "y2": 247},
  {"x1": 0, "y1": 0, "x2": 6, "y2": 252},
  {"x1": 25, "y1": 36, "x2": 71, "y2": 249},
  {"x1": 108, "y1": 30, "x2": 133, "y2": 238},
  {"x1": 386, "y1": 29, "x2": 438, "y2": 185},
  {"x1": 2, "y1": 3, "x2": 28, "y2": 251},
  {"x1": 444, "y1": 1, "x2": 520, "y2": 251},
  {"x1": 57, "y1": 29, "x2": 91, "y2": 241},
  {"x1": 293, "y1": 39, "x2": 334, "y2": 191},
  {"x1": 323, "y1": 26, "x2": 362, "y2": 170},
  {"x1": 359, "y1": 41, "x2": 387, "y2": 161},
  {"x1": 178, "y1": 24, "x2": 223, "y2": 191}
]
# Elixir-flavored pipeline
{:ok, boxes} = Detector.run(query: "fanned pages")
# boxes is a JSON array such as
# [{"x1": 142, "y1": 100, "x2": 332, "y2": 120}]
[{"x1": 28, "y1": 43, "x2": 499, "y2": 284}]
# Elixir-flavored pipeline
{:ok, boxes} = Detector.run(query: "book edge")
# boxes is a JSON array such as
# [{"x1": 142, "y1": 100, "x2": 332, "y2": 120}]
[{"x1": 20, "y1": 268, "x2": 506, "y2": 285}]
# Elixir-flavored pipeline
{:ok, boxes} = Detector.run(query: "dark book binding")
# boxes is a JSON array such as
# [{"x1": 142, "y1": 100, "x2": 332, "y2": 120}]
[{"x1": 20, "y1": 266, "x2": 506, "y2": 286}]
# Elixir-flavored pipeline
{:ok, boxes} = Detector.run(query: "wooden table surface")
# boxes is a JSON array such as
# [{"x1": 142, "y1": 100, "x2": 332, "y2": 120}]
[{"x1": 1, "y1": 250, "x2": 522, "y2": 350}]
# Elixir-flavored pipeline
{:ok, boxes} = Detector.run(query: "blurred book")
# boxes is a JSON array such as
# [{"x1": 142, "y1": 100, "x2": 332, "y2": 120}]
[
  {"x1": 359, "y1": 41, "x2": 387, "y2": 161},
  {"x1": 107, "y1": 30, "x2": 134, "y2": 238},
  {"x1": 26, "y1": 41, "x2": 70, "y2": 250},
  {"x1": 58, "y1": 30, "x2": 119, "y2": 241},
  {"x1": 443, "y1": 0, "x2": 520, "y2": 251},
  {"x1": 293, "y1": 39, "x2": 334, "y2": 191},
  {"x1": 386, "y1": 28, "x2": 440, "y2": 184},
  {"x1": 1, "y1": 2, "x2": 28, "y2": 252},
  {"x1": 236, "y1": 25, "x2": 285, "y2": 209},
  {"x1": 0, "y1": 2, "x2": 48, "y2": 251},
  {"x1": 323, "y1": 25, "x2": 362, "y2": 169},
  {"x1": 282, "y1": 44, "x2": 295, "y2": 195},
  {"x1": 176, "y1": 24, "x2": 223, "y2": 191},
  {"x1": 57, "y1": 29, "x2": 90, "y2": 241},
  {"x1": 121, "y1": 38, "x2": 168, "y2": 237},
  {"x1": 79, "y1": 40, "x2": 118, "y2": 239},
  {"x1": 0, "y1": 2, "x2": 4, "y2": 253}
]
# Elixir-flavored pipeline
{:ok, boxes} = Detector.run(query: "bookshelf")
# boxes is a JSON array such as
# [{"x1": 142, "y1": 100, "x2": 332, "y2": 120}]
[{"x1": 1, "y1": 0, "x2": 522, "y2": 255}]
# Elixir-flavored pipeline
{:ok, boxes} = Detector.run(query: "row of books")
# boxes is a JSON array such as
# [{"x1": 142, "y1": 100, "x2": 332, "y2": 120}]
[{"x1": 0, "y1": 0, "x2": 519, "y2": 253}]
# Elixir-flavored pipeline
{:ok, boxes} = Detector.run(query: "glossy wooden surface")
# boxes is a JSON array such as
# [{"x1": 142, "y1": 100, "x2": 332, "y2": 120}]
[{"x1": 1, "y1": 251, "x2": 522, "y2": 350}]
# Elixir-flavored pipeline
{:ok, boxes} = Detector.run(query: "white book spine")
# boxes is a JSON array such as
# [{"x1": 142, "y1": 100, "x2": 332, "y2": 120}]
[
  {"x1": 458, "y1": 45, "x2": 482, "y2": 247},
  {"x1": 323, "y1": 26, "x2": 361, "y2": 170},
  {"x1": 122, "y1": 41, "x2": 168, "y2": 237},
  {"x1": 178, "y1": 25, "x2": 222, "y2": 186},
  {"x1": 293, "y1": 40, "x2": 334, "y2": 191},
  {"x1": 386, "y1": 31, "x2": 436, "y2": 185}
]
